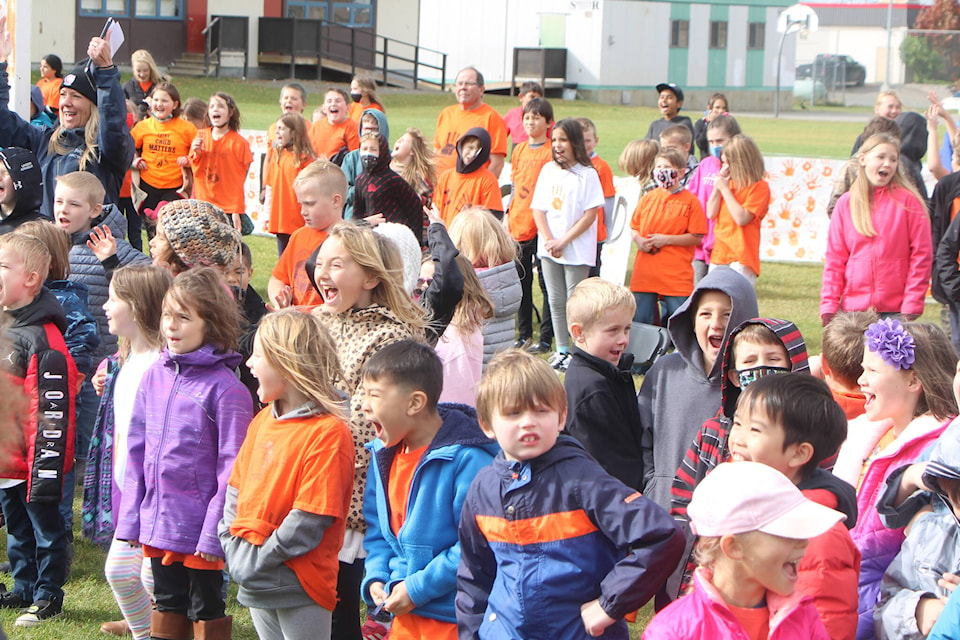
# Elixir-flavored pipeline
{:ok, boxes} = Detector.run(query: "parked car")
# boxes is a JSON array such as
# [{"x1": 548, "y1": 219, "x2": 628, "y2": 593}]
[{"x1": 796, "y1": 54, "x2": 866, "y2": 87}]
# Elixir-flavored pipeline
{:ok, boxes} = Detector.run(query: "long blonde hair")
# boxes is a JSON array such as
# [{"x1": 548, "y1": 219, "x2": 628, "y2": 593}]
[
  {"x1": 255, "y1": 309, "x2": 346, "y2": 418},
  {"x1": 396, "y1": 128, "x2": 436, "y2": 196},
  {"x1": 447, "y1": 206, "x2": 519, "y2": 268},
  {"x1": 49, "y1": 106, "x2": 100, "y2": 171},
  {"x1": 130, "y1": 49, "x2": 166, "y2": 86},
  {"x1": 723, "y1": 135, "x2": 766, "y2": 187},
  {"x1": 326, "y1": 221, "x2": 427, "y2": 332},
  {"x1": 849, "y1": 133, "x2": 924, "y2": 237},
  {"x1": 451, "y1": 254, "x2": 495, "y2": 333}
]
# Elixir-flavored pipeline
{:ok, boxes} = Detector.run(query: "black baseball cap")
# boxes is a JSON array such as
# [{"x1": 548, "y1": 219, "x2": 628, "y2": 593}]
[{"x1": 656, "y1": 83, "x2": 684, "y2": 102}]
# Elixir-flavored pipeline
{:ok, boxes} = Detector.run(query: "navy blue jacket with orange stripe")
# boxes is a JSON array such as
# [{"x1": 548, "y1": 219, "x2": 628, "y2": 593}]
[{"x1": 456, "y1": 436, "x2": 684, "y2": 639}]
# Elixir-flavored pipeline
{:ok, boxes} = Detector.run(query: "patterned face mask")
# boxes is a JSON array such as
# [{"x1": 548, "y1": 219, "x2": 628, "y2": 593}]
[
  {"x1": 737, "y1": 365, "x2": 791, "y2": 388},
  {"x1": 653, "y1": 167, "x2": 679, "y2": 190}
]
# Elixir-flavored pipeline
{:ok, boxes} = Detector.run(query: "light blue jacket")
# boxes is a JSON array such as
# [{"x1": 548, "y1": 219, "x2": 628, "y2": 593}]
[{"x1": 361, "y1": 403, "x2": 496, "y2": 623}]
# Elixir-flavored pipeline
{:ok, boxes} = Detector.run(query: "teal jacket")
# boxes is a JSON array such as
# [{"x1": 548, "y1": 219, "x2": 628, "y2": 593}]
[
  {"x1": 361, "y1": 403, "x2": 497, "y2": 623},
  {"x1": 343, "y1": 108, "x2": 389, "y2": 219}
]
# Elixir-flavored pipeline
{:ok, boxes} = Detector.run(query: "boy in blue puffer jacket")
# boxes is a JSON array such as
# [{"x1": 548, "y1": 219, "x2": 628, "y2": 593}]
[{"x1": 360, "y1": 340, "x2": 497, "y2": 639}]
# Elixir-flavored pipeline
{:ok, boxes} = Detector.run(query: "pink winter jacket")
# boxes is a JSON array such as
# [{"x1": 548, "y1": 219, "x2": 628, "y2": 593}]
[
  {"x1": 642, "y1": 568, "x2": 830, "y2": 640},
  {"x1": 832, "y1": 413, "x2": 949, "y2": 639},
  {"x1": 820, "y1": 185, "x2": 931, "y2": 318}
]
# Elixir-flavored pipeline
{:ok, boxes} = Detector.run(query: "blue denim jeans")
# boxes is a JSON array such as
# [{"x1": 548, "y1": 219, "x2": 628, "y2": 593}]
[
  {"x1": 633, "y1": 292, "x2": 686, "y2": 326},
  {"x1": 0, "y1": 483, "x2": 67, "y2": 603}
]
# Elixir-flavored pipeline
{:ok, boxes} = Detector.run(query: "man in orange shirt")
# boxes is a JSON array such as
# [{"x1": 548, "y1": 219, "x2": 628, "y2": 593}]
[{"x1": 434, "y1": 67, "x2": 508, "y2": 178}]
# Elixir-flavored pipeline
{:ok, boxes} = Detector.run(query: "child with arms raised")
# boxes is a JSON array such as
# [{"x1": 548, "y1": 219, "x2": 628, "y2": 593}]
[
  {"x1": 832, "y1": 319, "x2": 957, "y2": 638},
  {"x1": 220, "y1": 309, "x2": 354, "y2": 640},
  {"x1": 457, "y1": 350, "x2": 684, "y2": 639},
  {"x1": 707, "y1": 134, "x2": 771, "y2": 287},
  {"x1": 82, "y1": 265, "x2": 172, "y2": 640},
  {"x1": 821, "y1": 133, "x2": 931, "y2": 325},
  {"x1": 307, "y1": 221, "x2": 426, "y2": 639},
  {"x1": 188, "y1": 92, "x2": 253, "y2": 233},
  {"x1": 361, "y1": 340, "x2": 497, "y2": 639},
  {"x1": 644, "y1": 462, "x2": 843, "y2": 640},
  {"x1": 115, "y1": 268, "x2": 254, "y2": 640},
  {"x1": 563, "y1": 278, "x2": 643, "y2": 490}
]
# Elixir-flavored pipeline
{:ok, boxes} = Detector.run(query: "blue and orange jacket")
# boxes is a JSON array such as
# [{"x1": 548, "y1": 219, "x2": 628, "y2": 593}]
[{"x1": 456, "y1": 436, "x2": 684, "y2": 640}]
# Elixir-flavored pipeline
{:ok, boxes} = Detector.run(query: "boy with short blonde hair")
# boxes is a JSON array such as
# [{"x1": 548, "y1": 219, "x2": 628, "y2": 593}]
[
  {"x1": 564, "y1": 278, "x2": 644, "y2": 489},
  {"x1": 0, "y1": 232, "x2": 78, "y2": 626},
  {"x1": 458, "y1": 350, "x2": 684, "y2": 639},
  {"x1": 269, "y1": 160, "x2": 347, "y2": 308}
]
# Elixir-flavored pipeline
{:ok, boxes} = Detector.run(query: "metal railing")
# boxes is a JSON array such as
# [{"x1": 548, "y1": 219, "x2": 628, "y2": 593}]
[
  {"x1": 256, "y1": 17, "x2": 446, "y2": 90},
  {"x1": 202, "y1": 16, "x2": 250, "y2": 78}
]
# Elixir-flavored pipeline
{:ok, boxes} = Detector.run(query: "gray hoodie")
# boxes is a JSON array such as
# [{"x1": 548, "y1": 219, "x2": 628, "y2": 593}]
[{"x1": 637, "y1": 268, "x2": 758, "y2": 511}]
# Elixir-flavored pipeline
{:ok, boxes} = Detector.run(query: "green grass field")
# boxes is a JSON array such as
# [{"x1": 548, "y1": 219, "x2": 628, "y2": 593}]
[{"x1": 8, "y1": 75, "x2": 945, "y2": 639}]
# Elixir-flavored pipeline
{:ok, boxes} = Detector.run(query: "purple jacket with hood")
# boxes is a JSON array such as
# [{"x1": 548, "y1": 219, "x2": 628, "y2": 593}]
[{"x1": 115, "y1": 344, "x2": 253, "y2": 557}]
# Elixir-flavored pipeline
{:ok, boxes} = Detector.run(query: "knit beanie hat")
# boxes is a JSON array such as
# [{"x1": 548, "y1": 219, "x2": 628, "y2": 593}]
[
  {"x1": 373, "y1": 222, "x2": 421, "y2": 294},
  {"x1": 157, "y1": 199, "x2": 240, "y2": 268},
  {"x1": 61, "y1": 66, "x2": 98, "y2": 104}
]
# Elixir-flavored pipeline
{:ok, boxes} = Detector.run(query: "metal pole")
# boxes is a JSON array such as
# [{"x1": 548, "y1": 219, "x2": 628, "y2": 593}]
[
  {"x1": 775, "y1": 26, "x2": 789, "y2": 118},
  {"x1": 883, "y1": 0, "x2": 893, "y2": 90}
]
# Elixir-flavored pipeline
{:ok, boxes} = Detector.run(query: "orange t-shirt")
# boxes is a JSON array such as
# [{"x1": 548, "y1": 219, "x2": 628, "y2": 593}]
[
  {"x1": 592, "y1": 155, "x2": 615, "y2": 242},
  {"x1": 131, "y1": 116, "x2": 198, "y2": 189},
  {"x1": 143, "y1": 545, "x2": 224, "y2": 571},
  {"x1": 508, "y1": 141, "x2": 553, "y2": 242},
  {"x1": 347, "y1": 101, "x2": 383, "y2": 125},
  {"x1": 309, "y1": 118, "x2": 360, "y2": 160},
  {"x1": 190, "y1": 128, "x2": 254, "y2": 214},
  {"x1": 728, "y1": 603, "x2": 770, "y2": 640},
  {"x1": 36, "y1": 77, "x2": 62, "y2": 110},
  {"x1": 709, "y1": 179, "x2": 771, "y2": 276},
  {"x1": 434, "y1": 168, "x2": 502, "y2": 226},
  {"x1": 629, "y1": 188, "x2": 708, "y2": 297},
  {"x1": 433, "y1": 103, "x2": 508, "y2": 176},
  {"x1": 390, "y1": 614, "x2": 458, "y2": 640},
  {"x1": 272, "y1": 226, "x2": 328, "y2": 307},
  {"x1": 264, "y1": 148, "x2": 312, "y2": 235},
  {"x1": 228, "y1": 409, "x2": 354, "y2": 610},
  {"x1": 388, "y1": 444, "x2": 427, "y2": 535}
]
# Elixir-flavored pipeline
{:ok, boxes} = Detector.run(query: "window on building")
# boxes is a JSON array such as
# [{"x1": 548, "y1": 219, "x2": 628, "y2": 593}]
[
  {"x1": 710, "y1": 21, "x2": 728, "y2": 49},
  {"x1": 284, "y1": 1, "x2": 374, "y2": 26},
  {"x1": 135, "y1": 0, "x2": 182, "y2": 18},
  {"x1": 670, "y1": 20, "x2": 689, "y2": 48},
  {"x1": 80, "y1": 0, "x2": 129, "y2": 17},
  {"x1": 748, "y1": 22, "x2": 765, "y2": 49}
]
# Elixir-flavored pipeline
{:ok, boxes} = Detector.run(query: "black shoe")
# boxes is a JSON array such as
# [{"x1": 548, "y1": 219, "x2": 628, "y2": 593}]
[
  {"x1": 527, "y1": 342, "x2": 551, "y2": 355},
  {"x1": 0, "y1": 587, "x2": 26, "y2": 609},
  {"x1": 513, "y1": 338, "x2": 532, "y2": 350},
  {"x1": 15, "y1": 598, "x2": 62, "y2": 626}
]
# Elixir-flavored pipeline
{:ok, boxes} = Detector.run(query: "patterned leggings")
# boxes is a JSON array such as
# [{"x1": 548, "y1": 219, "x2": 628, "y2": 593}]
[{"x1": 105, "y1": 539, "x2": 155, "y2": 640}]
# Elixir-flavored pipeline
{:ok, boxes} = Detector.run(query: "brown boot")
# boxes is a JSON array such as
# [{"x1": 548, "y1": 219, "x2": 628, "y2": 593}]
[
  {"x1": 100, "y1": 619, "x2": 131, "y2": 636},
  {"x1": 193, "y1": 616, "x2": 232, "y2": 640},
  {"x1": 150, "y1": 611, "x2": 194, "y2": 640}
]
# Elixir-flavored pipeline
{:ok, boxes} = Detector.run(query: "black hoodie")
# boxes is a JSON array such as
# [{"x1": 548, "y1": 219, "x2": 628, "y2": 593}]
[
  {"x1": 0, "y1": 147, "x2": 44, "y2": 234},
  {"x1": 456, "y1": 127, "x2": 491, "y2": 174},
  {"x1": 353, "y1": 133, "x2": 425, "y2": 244}
]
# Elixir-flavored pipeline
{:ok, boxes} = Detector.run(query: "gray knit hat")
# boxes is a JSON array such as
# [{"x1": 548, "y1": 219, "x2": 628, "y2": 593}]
[{"x1": 157, "y1": 199, "x2": 241, "y2": 268}]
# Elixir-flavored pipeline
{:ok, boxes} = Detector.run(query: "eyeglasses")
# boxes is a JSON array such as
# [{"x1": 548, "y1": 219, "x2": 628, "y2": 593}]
[{"x1": 455, "y1": 81, "x2": 479, "y2": 88}]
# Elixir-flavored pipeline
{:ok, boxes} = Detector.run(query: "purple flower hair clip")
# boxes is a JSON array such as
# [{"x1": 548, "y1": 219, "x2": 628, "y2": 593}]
[{"x1": 865, "y1": 318, "x2": 915, "y2": 370}]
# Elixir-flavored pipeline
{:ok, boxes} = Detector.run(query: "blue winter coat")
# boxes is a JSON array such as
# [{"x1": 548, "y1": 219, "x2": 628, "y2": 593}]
[
  {"x1": 47, "y1": 279, "x2": 99, "y2": 375},
  {"x1": 69, "y1": 204, "x2": 150, "y2": 362},
  {"x1": 456, "y1": 436, "x2": 685, "y2": 640},
  {"x1": 0, "y1": 62, "x2": 134, "y2": 217},
  {"x1": 362, "y1": 404, "x2": 497, "y2": 623}
]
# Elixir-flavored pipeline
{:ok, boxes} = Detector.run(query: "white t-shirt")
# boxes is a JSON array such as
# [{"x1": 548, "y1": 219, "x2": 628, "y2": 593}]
[
  {"x1": 113, "y1": 349, "x2": 161, "y2": 487},
  {"x1": 531, "y1": 161, "x2": 604, "y2": 266}
]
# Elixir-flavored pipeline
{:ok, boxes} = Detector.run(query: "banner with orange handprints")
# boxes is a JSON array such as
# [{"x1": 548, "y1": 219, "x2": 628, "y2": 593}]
[{"x1": 762, "y1": 156, "x2": 845, "y2": 263}]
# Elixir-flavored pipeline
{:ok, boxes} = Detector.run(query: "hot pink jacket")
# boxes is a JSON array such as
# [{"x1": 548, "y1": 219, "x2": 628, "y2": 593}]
[
  {"x1": 820, "y1": 185, "x2": 931, "y2": 317},
  {"x1": 643, "y1": 568, "x2": 829, "y2": 640}
]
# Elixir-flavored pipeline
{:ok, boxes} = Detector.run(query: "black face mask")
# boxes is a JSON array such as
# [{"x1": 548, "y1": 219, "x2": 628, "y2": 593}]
[
  {"x1": 360, "y1": 153, "x2": 378, "y2": 172},
  {"x1": 351, "y1": 92, "x2": 363, "y2": 103}
]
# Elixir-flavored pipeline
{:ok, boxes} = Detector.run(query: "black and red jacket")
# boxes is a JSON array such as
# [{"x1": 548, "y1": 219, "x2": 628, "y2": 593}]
[{"x1": 2, "y1": 287, "x2": 78, "y2": 503}]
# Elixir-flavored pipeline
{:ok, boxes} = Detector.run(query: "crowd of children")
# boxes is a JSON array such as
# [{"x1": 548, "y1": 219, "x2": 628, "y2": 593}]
[{"x1": 5, "y1": 38, "x2": 960, "y2": 640}]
